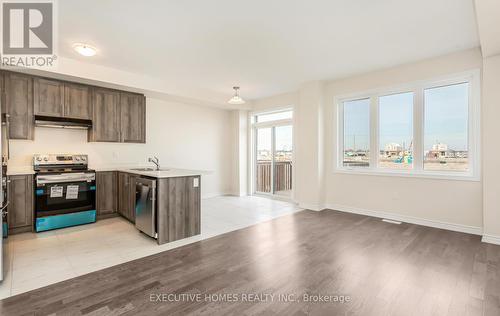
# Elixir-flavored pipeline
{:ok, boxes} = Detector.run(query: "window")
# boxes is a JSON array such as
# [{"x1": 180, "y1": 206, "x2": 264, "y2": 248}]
[
  {"x1": 424, "y1": 83, "x2": 469, "y2": 172},
  {"x1": 379, "y1": 92, "x2": 413, "y2": 170},
  {"x1": 336, "y1": 71, "x2": 479, "y2": 180},
  {"x1": 256, "y1": 110, "x2": 293, "y2": 123},
  {"x1": 342, "y1": 98, "x2": 370, "y2": 167}
]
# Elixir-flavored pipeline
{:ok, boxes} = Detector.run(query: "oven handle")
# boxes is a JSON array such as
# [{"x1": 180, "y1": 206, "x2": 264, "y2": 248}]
[{"x1": 36, "y1": 174, "x2": 95, "y2": 185}]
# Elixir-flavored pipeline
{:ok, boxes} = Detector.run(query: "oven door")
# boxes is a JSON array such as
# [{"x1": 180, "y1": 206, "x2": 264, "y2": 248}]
[{"x1": 35, "y1": 172, "x2": 96, "y2": 217}]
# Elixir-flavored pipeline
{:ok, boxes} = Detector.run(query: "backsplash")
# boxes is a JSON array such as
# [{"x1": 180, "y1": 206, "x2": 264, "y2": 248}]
[{"x1": 9, "y1": 127, "x2": 147, "y2": 168}]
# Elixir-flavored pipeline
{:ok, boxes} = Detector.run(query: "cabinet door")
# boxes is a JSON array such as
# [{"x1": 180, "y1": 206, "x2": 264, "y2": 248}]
[
  {"x1": 164, "y1": 176, "x2": 201, "y2": 243},
  {"x1": 64, "y1": 83, "x2": 91, "y2": 119},
  {"x1": 5, "y1": 73, "x2": 34, "y2": 140},
  {"x1": 128, "y1": 174, "x2": 137, "y2": 222},
  {"x1": 120, "y1": 93, "x2": 145, "y2": 143},
  {"x1": 96, "y1": 171, "x2": 117, "y2": 216},
  {"x1": 7, "y1": 175, "x2": 33, "y2": 231},
  {"x1": 34, "y1": 78, "x2": 64, "y2": 117},
  {"x1": 0, "y1": 72, "x2": 5, "y2": 115},
  {"x1": 118, "y1": 172, "x2": 132, "y2": 222},
  {"x1": 89, "y1": 88, "x2": 120, "y2": 142}
]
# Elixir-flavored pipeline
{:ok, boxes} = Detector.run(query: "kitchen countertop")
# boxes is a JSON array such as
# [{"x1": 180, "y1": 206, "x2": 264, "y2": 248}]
[
  {"x1": 6, "y1": 166, "x2": 35, "y2": 175},
  {"x1": 91, "y1": 164, "x2": 207, "y2": 178},
  {"x1": 121, "y1": 168, "x2": 204, "y2": 178},
  {"x1": 91, "y1": 164, "x2": 208, "y2": 177},
  {"x1": 6, "y1": 164, "x2": 208, "y2": 178}
]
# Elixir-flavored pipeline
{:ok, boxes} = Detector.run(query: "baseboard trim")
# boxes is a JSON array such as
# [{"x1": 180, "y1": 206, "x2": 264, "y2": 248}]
[
  {"x1": 482, "y1": 234, "x2": 500, "y2": 245},
  {"x1": 202, "y1": 192, "x2": 229, "y2": 199},
  {"x1": 298, "y1": 202, "x2": 324, "y2": 212},
  {"x1": 325, "y1": 203, "x2": 483, "y2": 236}
]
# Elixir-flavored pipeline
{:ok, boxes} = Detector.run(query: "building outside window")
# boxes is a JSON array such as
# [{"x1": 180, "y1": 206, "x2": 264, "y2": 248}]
[{"x1": 336, "y1": 70, "x2": 480, "y2": 180}]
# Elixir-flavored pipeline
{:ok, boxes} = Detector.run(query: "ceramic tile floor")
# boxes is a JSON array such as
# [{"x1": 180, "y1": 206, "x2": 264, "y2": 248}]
[{"x1": 0, "y1": 195, "x2": 301, "y2": 299}]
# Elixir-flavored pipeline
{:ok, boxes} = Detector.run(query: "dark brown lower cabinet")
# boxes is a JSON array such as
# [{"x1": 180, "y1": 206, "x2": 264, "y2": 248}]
[
  {"x1": 128, "y1": 174, "x2": 137, "y2": 223},
  {"x1": 118, "y1": 172, "x2": 136, "y2": 223},
  {"x1": 7, "y1": 174, "x2": 34, "y2": 234},
  {"x1": 97, "y1": 171, "x2": 201, "y2": 245},
  {"x1": 157, "y1": 176, "x2": 201, "y2": 244},
  {"x1": 96, "y1": 171, "x2": 118, "y2": 218}
]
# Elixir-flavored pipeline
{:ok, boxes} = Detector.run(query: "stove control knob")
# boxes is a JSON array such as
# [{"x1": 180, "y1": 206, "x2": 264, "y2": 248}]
[
  {"x1": 43, "y1": 157, "x2": 48, "y2": 161},
  {"x1": 75, "y1": 157, "x2": 81, "y2": 161},
  {"x1": 81, "y1": 156, "x2": 87, "y2": 161},
  {"x1": 36, "y1": 157, "x2": 42, "y2": 162}
]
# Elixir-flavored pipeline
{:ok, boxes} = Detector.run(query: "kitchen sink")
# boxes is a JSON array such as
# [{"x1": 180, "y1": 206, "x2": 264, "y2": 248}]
[{"x1": 129, "y1": 168, "x2": 170, "y2": 171}]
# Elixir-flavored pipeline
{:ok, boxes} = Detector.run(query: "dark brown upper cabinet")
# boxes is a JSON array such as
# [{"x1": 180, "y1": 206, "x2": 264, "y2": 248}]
[
  {"x1": 4, "y1": 72, "x2": 34, "y2": 140},
  {"x1": 89, "y1": 90, "x2": 146, "y2": 143},
  {"x1": 64, "y1": 83, "x2": 92, "y2": 120},
  {"x1": 1, "y1": 70, "x2": 146, "y2": 143},
  {"x1": 0, "y1": 73, "x2": 5, "y2": 115},
  {"x1": 34, "y1": 79, "x2": 92, "y2": 120},
  {"x1": 88, "y1": 88, "x2": 121, "y2": 142},
  {"x1": 120, "y1": 92, "x2": 146, "y2": 143},
  {"x1": 34, "y1": 78, "x2": 64, "y2": 117}
]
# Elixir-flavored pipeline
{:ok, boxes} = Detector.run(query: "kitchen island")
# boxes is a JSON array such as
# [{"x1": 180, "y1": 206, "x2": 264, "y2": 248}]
[{"x1": 95, "y1": 168, "x2": 202, "y2": 245}]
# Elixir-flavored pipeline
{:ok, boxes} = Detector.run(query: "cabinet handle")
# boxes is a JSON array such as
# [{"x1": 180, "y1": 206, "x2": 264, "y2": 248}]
[{"x1": 1, "y1": 201, "x2": 9, "y2": 211}]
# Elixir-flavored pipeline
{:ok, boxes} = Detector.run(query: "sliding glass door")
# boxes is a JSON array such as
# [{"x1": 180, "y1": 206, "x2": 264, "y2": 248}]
[
  {"x1": 273, "y1": 125, "x2": 293, "y2": 197},
  {"x1": 256, "y1": 127, "x2": 272, "y2": 193},
  {"x1": 253, "y1": 110, "x2": 293, "y2": 198}
]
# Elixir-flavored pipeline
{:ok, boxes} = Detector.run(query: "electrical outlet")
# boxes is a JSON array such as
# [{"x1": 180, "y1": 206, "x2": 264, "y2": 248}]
[{"x1": 193, "y1": 178, "x2": 199, "y2": 188}]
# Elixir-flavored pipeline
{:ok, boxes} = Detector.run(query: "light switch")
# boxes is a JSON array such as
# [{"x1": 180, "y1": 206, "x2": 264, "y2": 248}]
[{"x1": 193, "y1": 178, "x2": 199, "y2": 188}]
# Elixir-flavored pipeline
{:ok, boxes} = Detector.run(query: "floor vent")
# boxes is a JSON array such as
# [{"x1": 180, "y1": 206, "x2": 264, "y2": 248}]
[{"x1": 382, "y1": 219, "x2": 402, "y2": 225}]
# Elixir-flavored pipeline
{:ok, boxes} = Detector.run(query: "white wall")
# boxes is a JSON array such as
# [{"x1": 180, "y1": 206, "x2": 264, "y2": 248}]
[
  {"x1": 294, "y1": 81, "x2": 326, "y2": 209},
  {"x1": 251, "y1": 48, "x2": 484, "y2": 232},
  {"x1": 9, "y1": 98, "x2": 233, "y2": 198},
  {"x1": 229, "y1": 109, "x2": 249, "y2": 196},
  {"x1": 324, "y1": 48, "x2": 484, "y2": 230},
  {"x1": 482, "y1": 53, "x2": 500, "y2": 239}
]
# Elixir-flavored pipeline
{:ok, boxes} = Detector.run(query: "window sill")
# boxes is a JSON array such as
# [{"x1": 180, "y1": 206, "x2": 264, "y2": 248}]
[{"x1": 333, "y1": 168, "x2": 480, "y2": 182}]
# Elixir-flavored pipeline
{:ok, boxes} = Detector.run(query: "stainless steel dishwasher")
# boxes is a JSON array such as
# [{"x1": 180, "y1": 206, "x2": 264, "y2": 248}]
[{"x1": 135, "y1": 176, "x2": 157, "y2": 238}]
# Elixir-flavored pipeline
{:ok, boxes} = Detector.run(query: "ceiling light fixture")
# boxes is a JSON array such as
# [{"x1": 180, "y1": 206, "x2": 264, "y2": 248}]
[
  {"x1": 228, "y1": 86, "x2": 245, "y2": 105},
  {"x1": 73, "y1": 43, "x2": 97, "y2": 57}
]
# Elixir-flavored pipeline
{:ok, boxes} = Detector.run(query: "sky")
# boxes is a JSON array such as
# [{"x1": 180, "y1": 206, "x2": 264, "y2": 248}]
[
  {"x1": 343, "y1": 82, "x2": 469, "y2": 152},
  {"x1": 255, "y1": 82, "x2": 469, "y2": 156},
  {"x1": 257, "y1": 125, "x2": 293, "y2": 152}
]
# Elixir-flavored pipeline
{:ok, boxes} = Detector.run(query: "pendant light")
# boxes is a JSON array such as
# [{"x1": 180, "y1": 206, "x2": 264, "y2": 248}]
[{"x1": 228, "y1": 86, "x2": 245, "y2": 105}]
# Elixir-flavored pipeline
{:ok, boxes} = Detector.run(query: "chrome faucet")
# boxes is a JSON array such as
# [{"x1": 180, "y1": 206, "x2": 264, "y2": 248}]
[{"x1": 148, "y1": 156, "x2": 160, "y2": 170}]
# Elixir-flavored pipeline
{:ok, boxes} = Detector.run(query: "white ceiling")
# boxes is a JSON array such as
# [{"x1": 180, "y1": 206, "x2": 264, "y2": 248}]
[
  {"x1": 474, "y1": 0, "x2": 500, "y2": 58},
  {"x1": 58, "y1": 0, "x2": 479, "y2": 102}
]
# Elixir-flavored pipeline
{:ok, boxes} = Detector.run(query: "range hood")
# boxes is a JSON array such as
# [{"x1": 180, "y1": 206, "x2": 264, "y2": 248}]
[{"x1": 35, "y1": 115, "x2": 92, "y2": 129}]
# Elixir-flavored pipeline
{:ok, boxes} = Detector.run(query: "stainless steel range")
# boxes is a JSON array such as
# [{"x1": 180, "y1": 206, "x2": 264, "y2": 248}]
[{"x1": 34, "y1": 154, "x2": 96, "y2": 232}]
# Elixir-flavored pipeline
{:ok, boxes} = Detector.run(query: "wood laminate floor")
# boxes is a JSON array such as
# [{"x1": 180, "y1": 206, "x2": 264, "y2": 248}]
[{"x1": 1, "y1": 209, "x2": 500, "y2": 316}]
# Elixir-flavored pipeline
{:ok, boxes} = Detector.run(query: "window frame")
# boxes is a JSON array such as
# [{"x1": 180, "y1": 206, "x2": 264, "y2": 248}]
[{"x1": 334, "y1": 70, "x2": 481, "y2": 181}]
